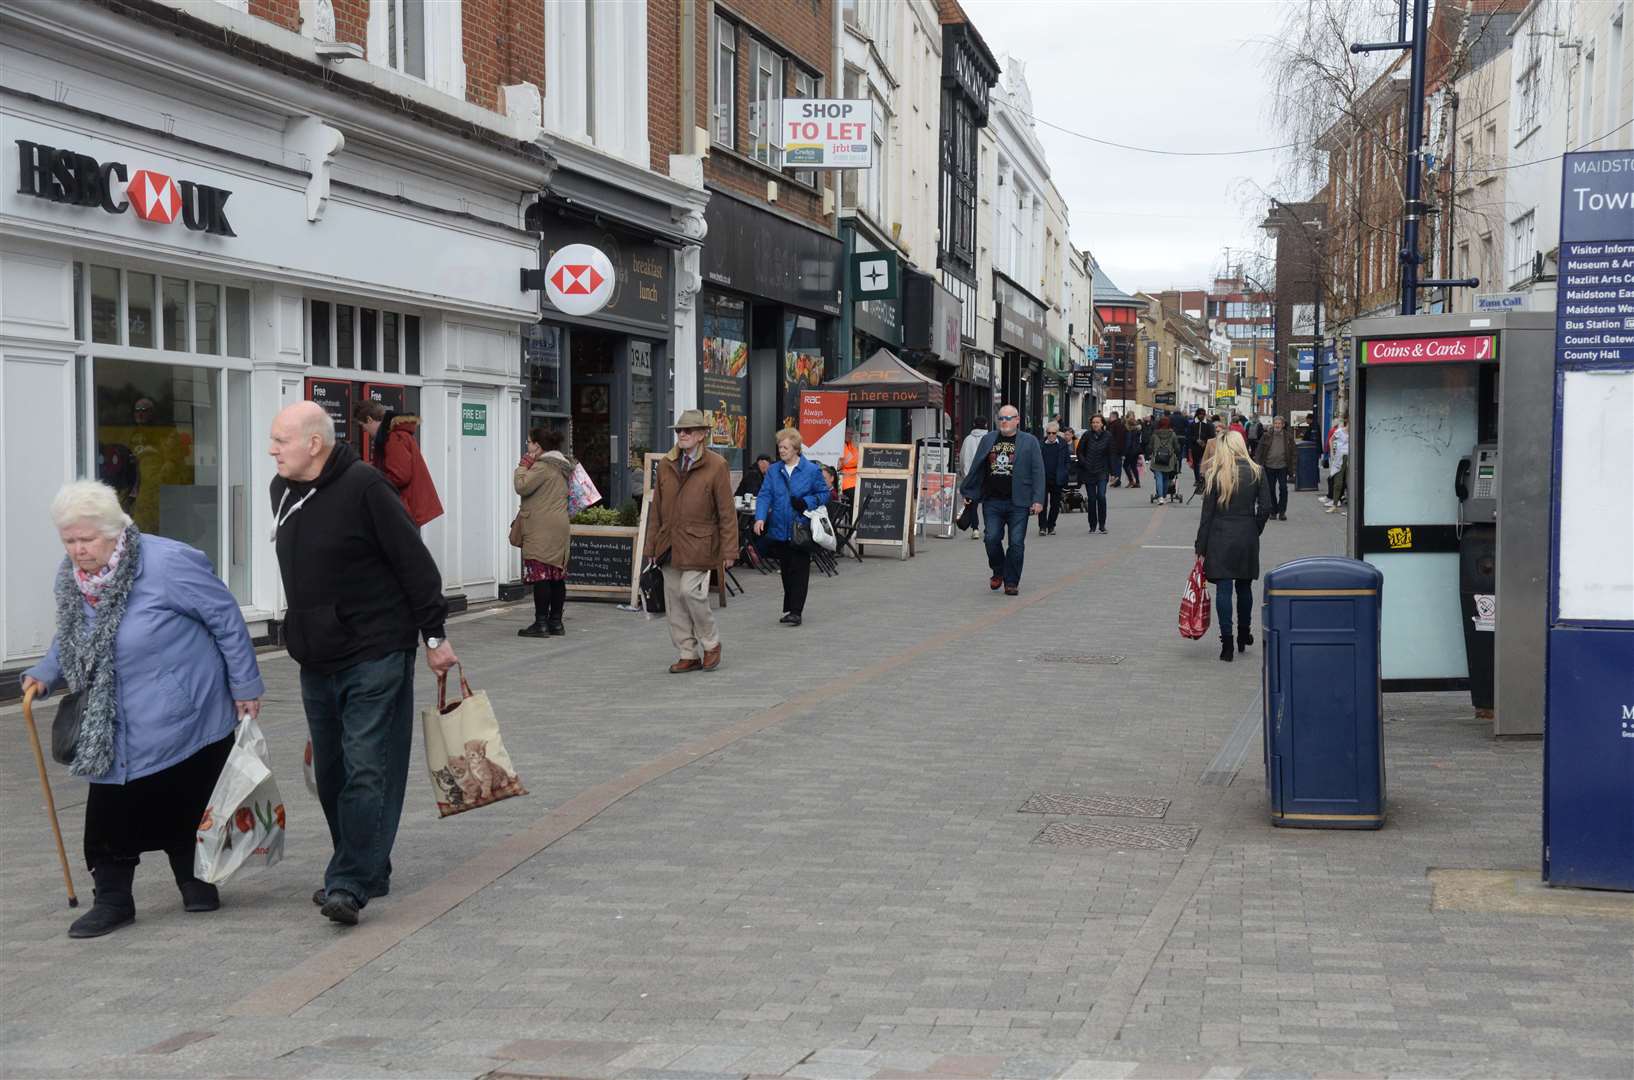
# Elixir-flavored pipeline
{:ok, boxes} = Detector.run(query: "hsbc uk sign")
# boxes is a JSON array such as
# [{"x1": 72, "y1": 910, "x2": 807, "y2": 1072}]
[{"x1": 15, "y1": 141, "x2": 236, "y2": 236}]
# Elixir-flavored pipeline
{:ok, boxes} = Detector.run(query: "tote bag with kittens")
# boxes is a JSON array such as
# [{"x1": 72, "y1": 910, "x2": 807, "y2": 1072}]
[{"x1": 421, "y1": 666, "x2": 528, "y2": 817}]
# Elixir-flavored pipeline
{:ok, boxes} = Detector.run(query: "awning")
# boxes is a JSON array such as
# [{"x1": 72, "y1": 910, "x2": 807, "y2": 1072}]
[{"x1": 826, "y1": 348, "x2": 944, "y2": 408}]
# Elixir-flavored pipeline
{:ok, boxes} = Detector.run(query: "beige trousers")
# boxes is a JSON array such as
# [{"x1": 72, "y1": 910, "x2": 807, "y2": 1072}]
[{"x1": 662, "y1": 565, "x2": 718, "y2": 659}]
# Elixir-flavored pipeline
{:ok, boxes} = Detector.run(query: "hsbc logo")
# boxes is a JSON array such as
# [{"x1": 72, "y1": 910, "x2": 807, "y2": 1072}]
[
  {"x1": 550, "y1": 263, "x2": 604, "y2": 295},
  {"x1": 15, "y1": 141, "x2": 236, "y2": 236}
]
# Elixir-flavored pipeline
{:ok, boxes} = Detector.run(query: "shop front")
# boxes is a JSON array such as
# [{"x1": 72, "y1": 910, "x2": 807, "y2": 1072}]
[
  {"x1": 0, "y1": 13, "x2": 549, "y2": 679},
  {"x1": 699, "y1": 192, "x2": 842, "y2": 475},
  {"x1": 993, "y1": 272, "x2": 1049, "y2": 430},
  {"x1": 525, "y1": 203, "x2": 678, "y2": 513},
  {"x1": 900, "y1": 268, "x2": 962, "y2": 443}
]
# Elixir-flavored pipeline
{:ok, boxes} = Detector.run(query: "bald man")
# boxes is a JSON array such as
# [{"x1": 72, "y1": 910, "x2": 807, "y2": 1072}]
[{"x1": 268, "y1": 401, "x2": 457, "y2": 927}]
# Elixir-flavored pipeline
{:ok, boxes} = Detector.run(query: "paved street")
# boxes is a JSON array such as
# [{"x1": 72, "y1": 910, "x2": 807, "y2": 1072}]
[{"x1": 2, "y1": 482, "x2": 1629, "y2": 1080}]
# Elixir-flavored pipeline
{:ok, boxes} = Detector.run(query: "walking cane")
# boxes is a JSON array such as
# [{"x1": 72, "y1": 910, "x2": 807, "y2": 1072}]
[{"x1": 21, "y1": 687, "x2": 79, "y2": 908}]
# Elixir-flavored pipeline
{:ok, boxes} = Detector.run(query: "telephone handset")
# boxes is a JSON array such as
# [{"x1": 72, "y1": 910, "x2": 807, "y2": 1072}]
[{"x1": 1456, "y1": 442, "x2": 1499, "y2": 536}]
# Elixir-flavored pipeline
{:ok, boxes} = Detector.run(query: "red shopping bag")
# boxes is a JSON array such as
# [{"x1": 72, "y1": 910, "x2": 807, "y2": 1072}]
[{"x1": 1179, "y1": 556, "x2": 1212, "y2": 640}]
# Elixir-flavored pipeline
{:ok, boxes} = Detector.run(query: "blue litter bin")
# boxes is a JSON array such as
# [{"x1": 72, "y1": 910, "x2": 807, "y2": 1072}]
[
  {"x1": 1294, "y1": 440, "x2": 1321, "y2": 491},
  {"x1": 1262, "y1": 557, "x2": 1386, "y2": 829}
]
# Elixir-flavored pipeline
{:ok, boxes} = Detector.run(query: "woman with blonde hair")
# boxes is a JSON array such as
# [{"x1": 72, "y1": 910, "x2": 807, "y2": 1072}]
[
  {"x1": 752, "y1": 427, "x2": 830, "y2": 627},
  {"x1": 1194, "y1": 430, "x2": 1274, "y2": 662}
]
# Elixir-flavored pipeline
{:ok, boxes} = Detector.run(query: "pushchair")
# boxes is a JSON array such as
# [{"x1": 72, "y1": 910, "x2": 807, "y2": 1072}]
[{"x1": 1062, "y1": 457, "x2": 1087, "y2": 514}]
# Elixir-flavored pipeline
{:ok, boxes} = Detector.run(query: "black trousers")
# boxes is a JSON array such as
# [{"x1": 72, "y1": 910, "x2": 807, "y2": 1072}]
[
  {"x1": 531, "y1": 578, "x2": 566, "y2": 622},
  {"x1": 83, "y1": 732, "x2": 233, "y2": 880},
  {"x1": 1265, "y1": 467, "x2": 1289, "y2": 515},
  {"x1": 1043, "y1": 483, "x2": 1063, "y2": 529},
  {"x1": 772, "y1": 539, "x2": 811, "y2": 615}
]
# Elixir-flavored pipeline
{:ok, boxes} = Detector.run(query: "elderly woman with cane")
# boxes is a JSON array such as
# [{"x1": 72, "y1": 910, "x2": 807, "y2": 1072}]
[{"x1": 21, "y1": 481, "x2": 263, "y2": 938}]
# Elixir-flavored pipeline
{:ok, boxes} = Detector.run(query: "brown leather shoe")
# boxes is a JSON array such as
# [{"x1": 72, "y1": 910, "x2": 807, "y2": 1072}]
[
  {"x1": 701, "y1": 643, "x2": 722, "y2": 671},
  {"x1": 668, "y1": 657, "x2": 702, "y2": 674}
]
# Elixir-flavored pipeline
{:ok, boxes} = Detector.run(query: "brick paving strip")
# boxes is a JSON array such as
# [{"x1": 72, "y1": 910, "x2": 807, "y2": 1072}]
[{"x1": 229, "y1": 512, "x2": 1171, "y2": 1021}]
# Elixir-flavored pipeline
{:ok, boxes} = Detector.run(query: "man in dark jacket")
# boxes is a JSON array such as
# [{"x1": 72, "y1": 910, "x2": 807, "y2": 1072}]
[
  {"x1": 1253, "y1": 415, "x2": 1296, "y2": 520},
  {"x1": 1107, "y1": 412, "x2": 1126, "y2": 486},
  {"x1": 269, "y1": 401, "x2": 458, "y2": 927},
  {"x1": 1075, "y1": 414, "x2": 1116, "y2": 533},
  {"x1": 959, "y1": 404, "x2": 1045, "y2": 595},
  {"x1": 1038, "y1": 422, "x2": 1071, "y2": 535}
]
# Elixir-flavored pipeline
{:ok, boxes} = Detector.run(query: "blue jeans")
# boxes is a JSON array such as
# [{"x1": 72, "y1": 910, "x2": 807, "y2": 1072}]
[
  {"x1": 982, "y1": 498, "x2": 1030, "y2": 586},
  {"x1": 1215, "y1": 579, "x2": 1255, "y2": 637},
  {"x1": 1154, "y1": 470, "x2": 1171, "y2": 500},
  {"x1": 300, "y1": 650, "x2": 416, "y2": 905},
  {"x1": 1085, "y1": 476, "x2": 1109, "y2": 529}
]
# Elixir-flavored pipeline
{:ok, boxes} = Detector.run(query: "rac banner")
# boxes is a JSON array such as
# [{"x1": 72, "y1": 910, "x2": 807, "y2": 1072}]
[{"x1": 799, "y1": 390, "x2": 850, "y2": 467}]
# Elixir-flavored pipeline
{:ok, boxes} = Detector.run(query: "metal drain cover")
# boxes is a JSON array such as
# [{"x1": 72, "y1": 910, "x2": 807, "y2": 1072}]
[
  {"x1": 1033, "y1": 821, "x2": 1197, "y2": 851},
  {"x1": 1037, "y1": 653, "x2": 1126, "y2": 665},
  {"x1": 1019, "y1": 793, "x2": 1170, "y2": 818}
]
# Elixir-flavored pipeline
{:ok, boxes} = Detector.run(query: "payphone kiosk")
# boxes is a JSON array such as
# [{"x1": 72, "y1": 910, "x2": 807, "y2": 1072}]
[{"x1": 1347, "y1": 311, "x2": 1555, "y2": 736}]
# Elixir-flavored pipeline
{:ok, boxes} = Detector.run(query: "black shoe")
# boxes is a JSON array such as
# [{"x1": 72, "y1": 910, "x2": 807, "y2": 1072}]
[
  {"x1": 779, "y1": 612, "x2": 798, "y2": 624},
  {"x1": 313, "y1": 881, "x2": 389, "y2": 906},
  {"x1": 1220, "y1": 638, "x2": 1235, "y2": 662},
  {"x1": 546, "y1": 620, "x2": 566, "y2": 636},
  {"x1": 1238, "y1": 629, "x2": 1254, "y2": 652},
  {"x1": 179, "y1": 880, "x2": 220, "y2": 912},
  {"x1": 517, "y1": 621, "x2": 547, "y2": 638},
  {"x1": 68, "y1": 902, "x2": 135, "y2": 938},
  {"x1": 1099, "y1": 527, "x2": 1108, "y2": 534},
  {"x1": 1279, "y1": 513, "x2": 1288, "y2": 521},
  {"x1": 321, "y1": 891, "x2": 361, "y2": 926},
  {"x1": 783, "y1": 613, "x2": 803, "y2": 626}
]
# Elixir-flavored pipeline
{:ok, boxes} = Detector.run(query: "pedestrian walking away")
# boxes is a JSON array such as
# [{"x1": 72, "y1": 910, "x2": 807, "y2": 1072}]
[
  {"x1": 22, "y1": 481, "x2": 264, "y2": 939},
  {"x1": 1108, "y1": 411, "x2": 1125, "y2": 486},
  {"x1": 513, "y1": 427, "x2": 573, "y2": 638},
  {"x1": 644, "y1": 410, "x2": 738, "y2": 671},
  {"x1": 1039, "y1": 421, "x2": 1071, "y2": 535},
  {"x1": 1195, "y1": 430, "x2": 1273, "y2": 662},
  {"x1": 354, "y1": 399, "x2": 444, "y2": 527},
  {"x1": 1188, "y1": 408, "x2": 1213, "y2": 491},
  {"x1": 1122, "y1": 417, "x2": 1144, "y2": 488},
  {"x1": 959, "y1": 405, "x2": 1045, "y2": 595},
  {"x1": 753, "y1": 427, "x2": 830, "y2": 627},
  {"x1": 1076, "y1": 414, "x2": 1115, "y2": 533},
  {"x1": 1149, "y1": 416, "x2": 1183, "y2": 504},
  {"x1": 1253, "y1": 415, "x2": 1296, "y2": 520},
  {"x1": 268, "y1": 401, "x2": 458, "y2": 927},
  {"x1": 959, "y1": 416, "x2": 990, "y2": 540}
]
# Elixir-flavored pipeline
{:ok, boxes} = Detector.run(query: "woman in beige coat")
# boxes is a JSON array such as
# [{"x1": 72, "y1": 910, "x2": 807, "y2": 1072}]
[{"x1": 514, "y1": 427, "x2": 573, "y2": 637}]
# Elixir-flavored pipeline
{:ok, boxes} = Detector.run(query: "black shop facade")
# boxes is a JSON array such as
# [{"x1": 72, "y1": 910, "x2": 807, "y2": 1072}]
[
  {"x1": 698, "y1": 191, "x2": 843, "y2": 475},
  {"x1": 994, "y1": 271, "x2": 1049, "y2": 431},
  {"x1": 525, "y1": 198, "x2": 676, "y2": 512}
]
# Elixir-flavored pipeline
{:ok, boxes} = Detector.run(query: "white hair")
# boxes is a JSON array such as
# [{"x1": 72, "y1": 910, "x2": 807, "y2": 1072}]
[
  {"x1": 304, "y1": 406, "x2": 337, "y2": 449},
  {"x1": 51, "y1": 480, "x2": 131, "y2": 537}
]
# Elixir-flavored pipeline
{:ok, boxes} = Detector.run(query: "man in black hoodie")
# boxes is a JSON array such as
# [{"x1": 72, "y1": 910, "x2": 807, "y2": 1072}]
[{"x1": 269, "y1": 401, "x2": 458, "y2": 927}]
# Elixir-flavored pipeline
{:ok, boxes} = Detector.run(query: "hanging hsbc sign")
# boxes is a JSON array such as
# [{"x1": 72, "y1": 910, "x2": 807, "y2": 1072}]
[{"x1": 14, "y1": 140, "x2": 236, "y2": 236}]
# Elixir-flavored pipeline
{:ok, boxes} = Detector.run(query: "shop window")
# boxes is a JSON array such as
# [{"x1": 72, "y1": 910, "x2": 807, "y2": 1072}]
[
  {"x1": 80, "y1": 265, "x2": 245, "y2": 356},
  {"x1": 525, "y1": 322, "x2": 565, "y2": 420},
  {"x1": 712, "y1": 14, "x2": 737, "y2": 149},
  {"x1": 307, "y1": 299, "x2": 420, "y2": 372},
  {"x1": 361, "y1": 307, "x2": 378, "y2": 371},
  {"x1": 163, "y1": 277, "x2": 189, "y2": 351},
  {"x1": 699, "y1": 292, "x2": 748, "y2": 472},
  {"x1": 127, "y1": 273, "x2": 156, "y2": 349},
  {"x1": 750, "y1": 40, "x2": 783, "y2": 166},
  {"x1": 195, "y1": 283, "x2": 220, "y2": 355},
  {"x1": 405, "y1": 315, "x2": 421, "y2": 374},
  {"x1": 383, "y1": 311, "x2": 400, "y2": 374},
  {"x1": 336, "y1": 305, "x2": 354, "y2": 369},
  {"x1": 90, "y1": 266, "x2": 118, "y2": 345},
  {"x1": 225, "y1": 288, "x2": 249, "y2": 358},
  {"x1": 782, "y1": 313, "x2": 826, "y2": 426},
  {"x1": 311, "y1": 300, "x2": 331, "y2": 365}
]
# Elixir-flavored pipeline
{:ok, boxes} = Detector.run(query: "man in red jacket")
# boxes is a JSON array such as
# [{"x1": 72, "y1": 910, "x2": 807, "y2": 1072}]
[{"x1": 355, "y1": 401, "x2": 444, "y2": 527}]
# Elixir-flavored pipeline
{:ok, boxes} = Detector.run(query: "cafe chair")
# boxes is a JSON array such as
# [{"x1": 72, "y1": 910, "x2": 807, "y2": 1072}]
[{"x1": 832, "y1": 492, "x2": 867, "y2": 563}]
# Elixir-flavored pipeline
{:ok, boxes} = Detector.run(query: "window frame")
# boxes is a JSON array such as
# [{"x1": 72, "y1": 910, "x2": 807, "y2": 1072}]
[
  {"x1": 749, "y1": 38, "x2": 784, "y2": 167},
  {"x1": 711, "y1": 13, "x2": 737, "y2": 150}
]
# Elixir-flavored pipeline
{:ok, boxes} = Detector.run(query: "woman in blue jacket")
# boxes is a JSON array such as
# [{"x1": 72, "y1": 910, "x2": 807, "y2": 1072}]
[
  {"x1": 23, "y1": 481, "x2": 264, "y2": 939},
  {"x1": 753, "y1": 428, "x2": 831, "y2": 627}
]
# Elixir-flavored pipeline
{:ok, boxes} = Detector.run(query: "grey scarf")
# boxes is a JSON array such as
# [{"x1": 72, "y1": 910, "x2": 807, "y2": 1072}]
[{"x1": 52, "y1": 525, "x2": 142, "y2": 777}]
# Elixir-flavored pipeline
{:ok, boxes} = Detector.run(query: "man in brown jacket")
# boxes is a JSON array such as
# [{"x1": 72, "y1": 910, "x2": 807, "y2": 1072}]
[{"x1": 644, "y1": 410, "x2": 738, "y2": 672}]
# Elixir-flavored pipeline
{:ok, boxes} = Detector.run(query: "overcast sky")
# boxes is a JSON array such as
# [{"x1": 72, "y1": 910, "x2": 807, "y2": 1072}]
[{"x1": 962, "y1": 0, "x2": 1289, "y2": 295}]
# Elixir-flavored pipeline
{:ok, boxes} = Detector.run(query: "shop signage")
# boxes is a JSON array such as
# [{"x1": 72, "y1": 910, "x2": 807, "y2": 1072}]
[
  {"x1": 461, "y1": 403, "x2": 487, "y2": 436},
  {"x1": 851, "y1": 250, "x2": 899, "y2": 300},
  {"x1": 703, "y1": 195, "x2": 843, "y2": 315},
  {"x1": 1557, "y1": 149, "x2": 1634, "y2": 365},
  {"x1": 1145, "y1": 342, "x2": 1159, "y2": 388},
  {"x1": 15, "y1": 140, "x2": 236, "y2": 235},
  {"x1": 1070, "y1": 369, "x2": 1096, "y2": 390},
  {"x1": 1155, "y1": 391, "x2": 1176, "y2": 405},
  {"x1": 305, "y1": 378, "x2": 354, "y2": 443},
  {"x1": 994, "y1": 274, "x2": 1047, "y2": 360},
  {"x1": 543, "y1": 242, "x2": 616, "y2": 317},
  {"x1": 1362, "y1": 334, "x2": 1498, "y2": 365},
  {"x1": 901, "y1": 269, "x2": 962, "y2": 365},
  {"x1": 780, "y1": 99, "x2": 873, "y2": 169},
  {"x1": 1215, "y1": 387, "x2": 1236, "y2": 401},
  {"x1": 964, "y1": 353, "x2": 992, "y2": 387},
  {"x1": 362, "y1": 383, "x2": 406, "y2": 414},
  {"x1": 566, "y1": 526, "x2": 640, "y2": 597},
  {"x1": 1475, "y1": 291, "x2": 1528, "y2": 312},
  {"x1": 854, "y1": 294, "x2": 901, "y2": 346},
  {"x1": 798, "y1": 390, "x2": 849, "y2": 468},
  {"x1": 539, "y1": 220, "x2": 671, "y2": 328}
]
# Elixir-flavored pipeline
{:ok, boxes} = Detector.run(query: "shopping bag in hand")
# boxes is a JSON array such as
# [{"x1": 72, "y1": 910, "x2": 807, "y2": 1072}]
[
  {"x1": 302, "y1": 737, "x2": 319, "y2": 796},
  {"x1": 567, "y1": 461, "x2": 602, "y2": 514},
  {"x1": 804, "y1": 506, "x2": 837, "y2": 552},
  {"x1": 195, "y1": 714, "x2": 286, "y2": 884},
  {"x1": 1179, "y1": 556, "x2": 1212, "y2": 640},
  {"x1": 422, "y1": 666, "x2": 528, "y2": 817}
]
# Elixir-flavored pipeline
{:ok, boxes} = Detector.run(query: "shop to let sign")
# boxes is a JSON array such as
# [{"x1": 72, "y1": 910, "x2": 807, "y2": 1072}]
[
  {"x1": 461, "y1": 403, "x2": 487, "y2": 436},
  {"x1": 780, "y1": 99, "x2": 873, "y2": 169},
  {"x1": 1362, "y1": 334, "x2": 1497, "y2": 365}
]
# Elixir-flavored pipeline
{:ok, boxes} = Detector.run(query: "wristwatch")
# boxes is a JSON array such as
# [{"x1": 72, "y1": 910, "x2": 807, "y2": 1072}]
[{"x1": 426, "y1": 636, "x2": 444, "y2": 650}]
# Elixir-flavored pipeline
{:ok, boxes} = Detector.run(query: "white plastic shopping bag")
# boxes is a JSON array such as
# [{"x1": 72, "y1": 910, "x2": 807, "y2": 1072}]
[
  {"x1": 805, "y1": 505, "x2": 837, "y2": 552},
  {"x1": 195, "y1": 714, "x2": 286, "y2": 884}
]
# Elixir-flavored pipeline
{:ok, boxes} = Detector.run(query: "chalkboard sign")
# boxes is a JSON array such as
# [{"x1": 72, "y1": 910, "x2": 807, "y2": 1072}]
[
  {"x1": 854, "y1": 475, "x2": 911, "y2": 549},
  {"x1": 861, "y1": 443, "x2": 914, "y2": 472},
  {"x1": 566, "y1": 525, "x2": 639, "y2": 597}
]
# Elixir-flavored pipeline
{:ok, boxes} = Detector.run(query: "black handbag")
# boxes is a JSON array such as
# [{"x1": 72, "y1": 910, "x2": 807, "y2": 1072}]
[
  {"x1": 50, "y1": 689, "x2": 85, "y2": 766},
  {"x1": 790, "y1": 515, "x2": 816, "y2": 552},
  {"x1": 956, "y1": 499, "x2": 979, "y2": 532},
  {"x1": 640, "y1": 550, "x2": 668, "y2": 614}
]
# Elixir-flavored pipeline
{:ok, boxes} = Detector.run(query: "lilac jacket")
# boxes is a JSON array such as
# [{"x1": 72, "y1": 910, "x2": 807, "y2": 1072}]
[{"x1": 25, "y1": 535, "x2": 264, "y2": 784}]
